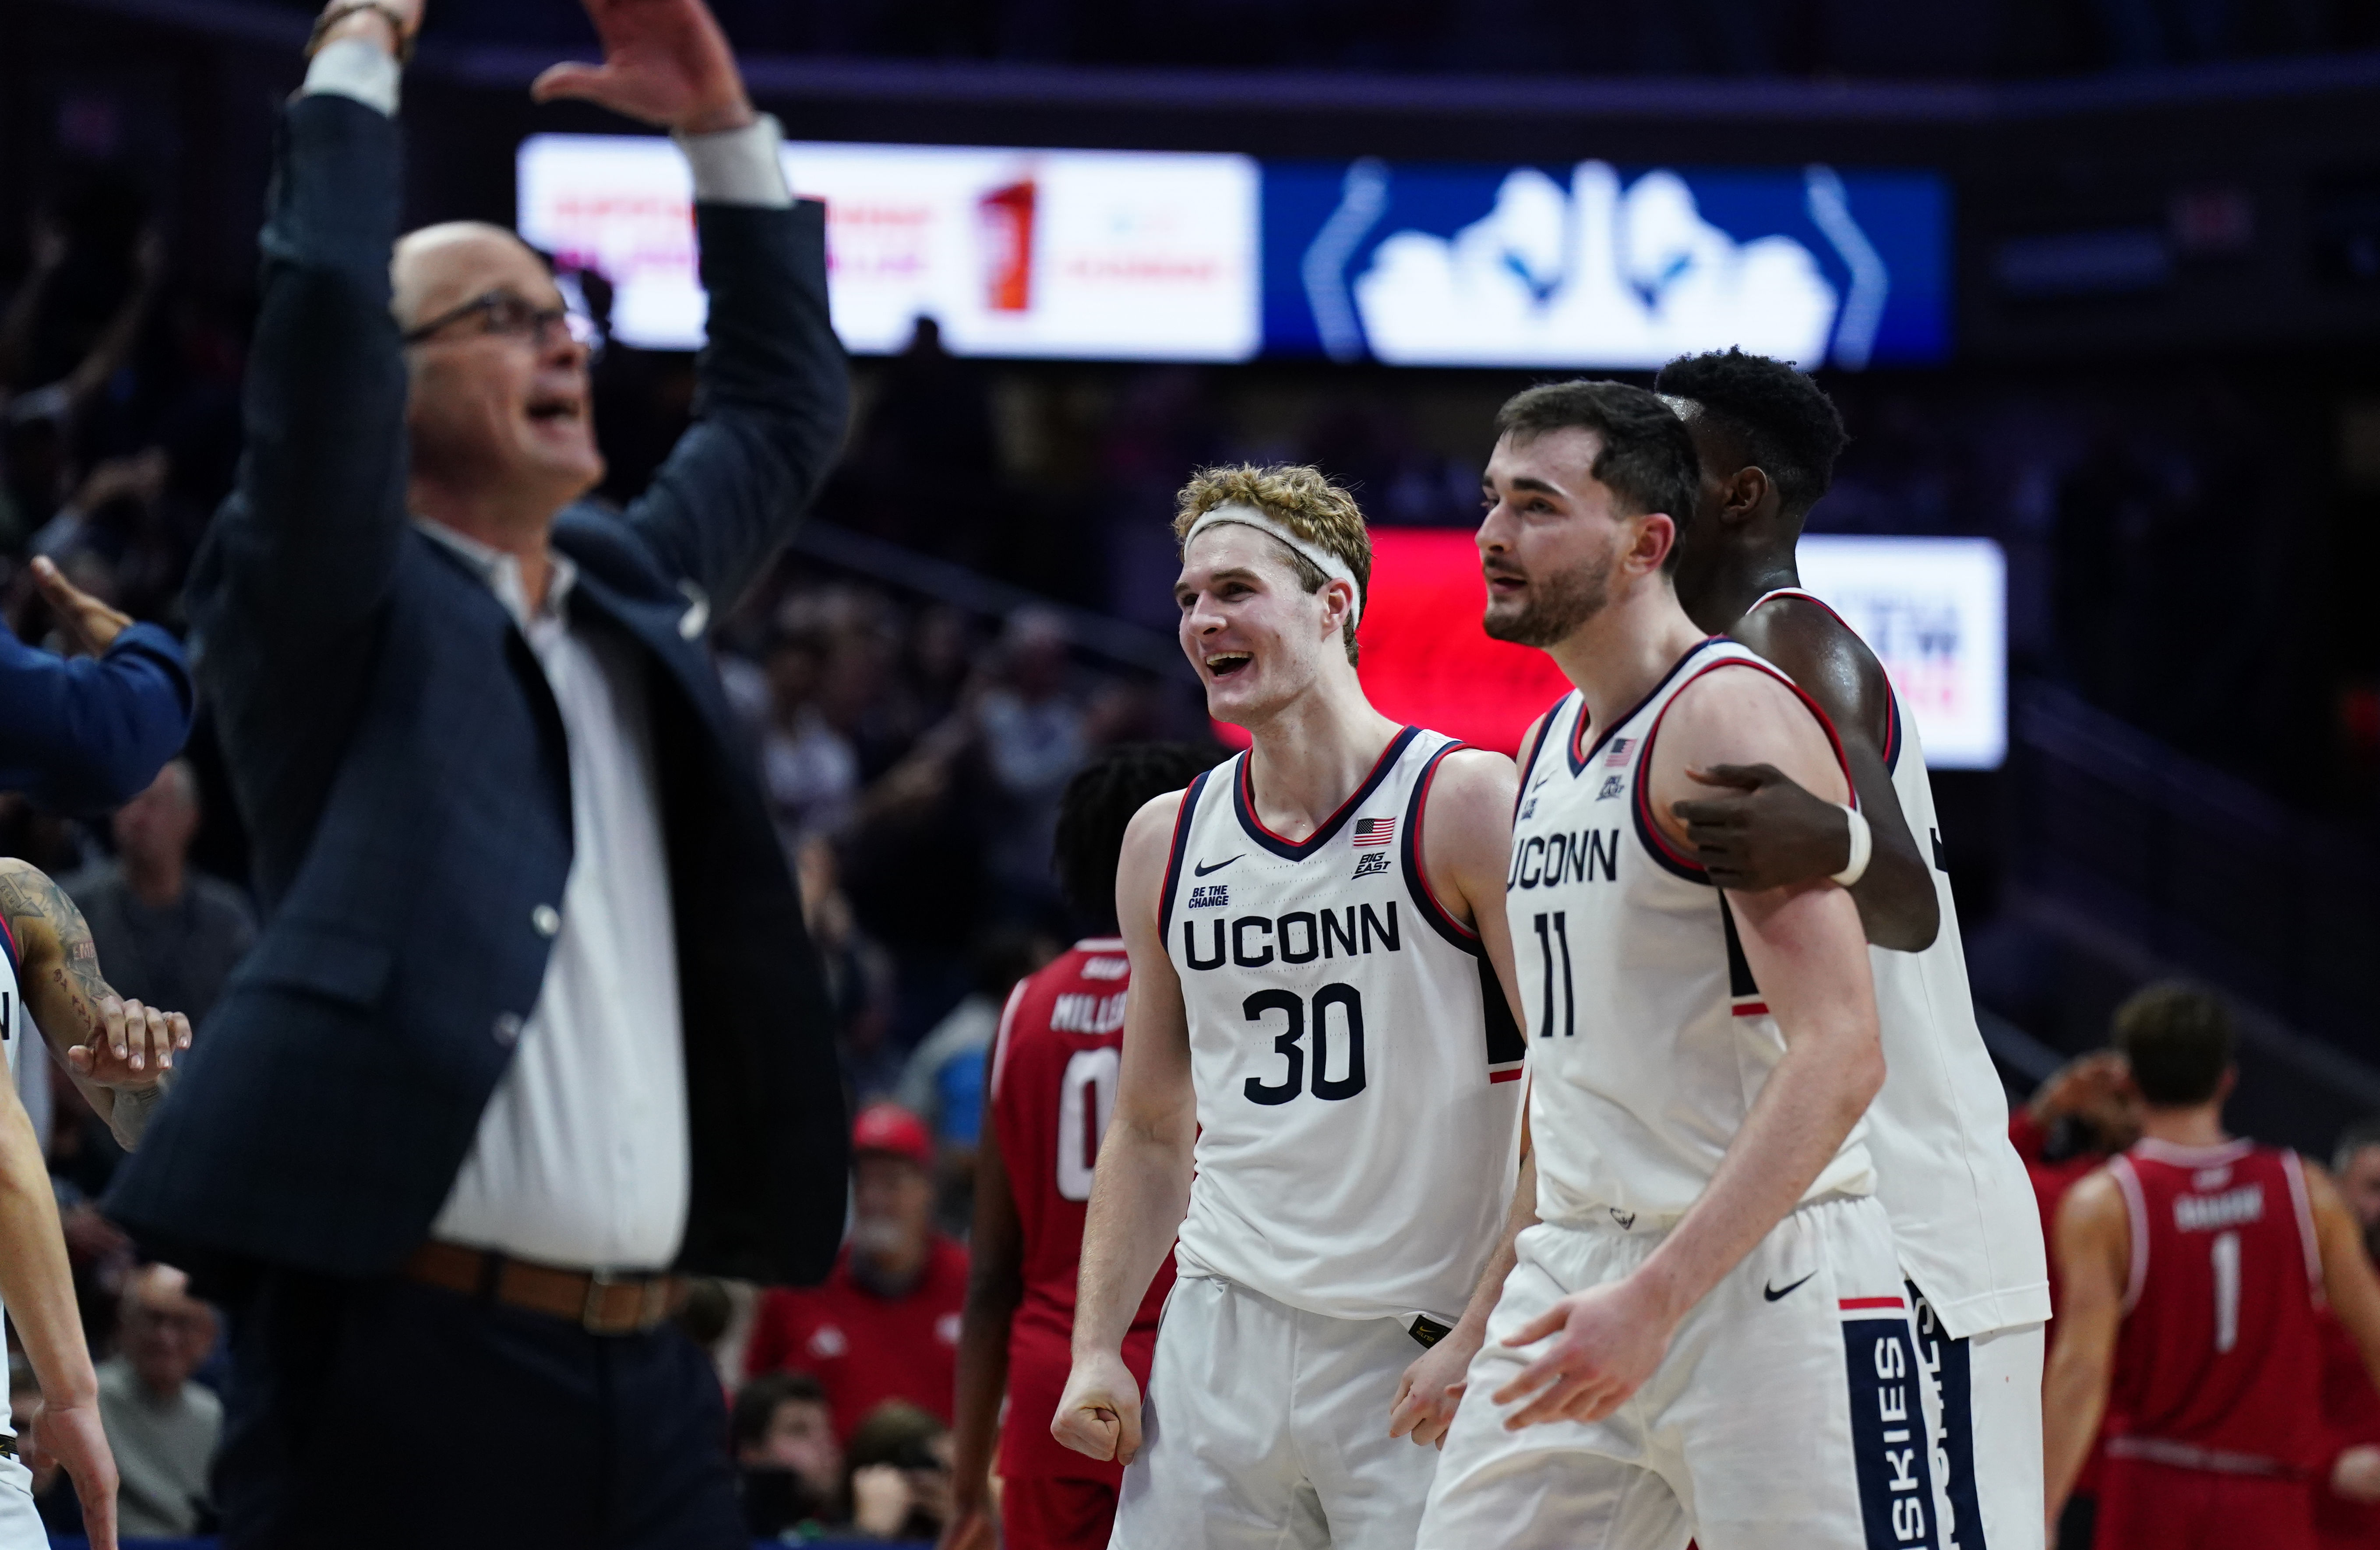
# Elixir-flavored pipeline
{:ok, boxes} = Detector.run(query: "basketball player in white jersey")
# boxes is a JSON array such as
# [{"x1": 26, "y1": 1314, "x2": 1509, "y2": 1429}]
[
  {"x1": 1654, "y1": 347, "x2": 2049, "y2": 1549},
  {"x1": 0, "y1": 856, "x2": 195, "y2": 1549},
  {"x1": 1051, "y1": 464, "x2": 1533, "y2": 1548},
  {"x1": 1417, "y1": 380, "x2": 1924, "y2": 1550}
]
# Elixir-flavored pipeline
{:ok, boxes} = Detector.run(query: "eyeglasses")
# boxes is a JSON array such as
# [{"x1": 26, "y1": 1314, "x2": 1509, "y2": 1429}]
[{"x1": 402, "y1": 290, "x2": 604, "y2": 360}]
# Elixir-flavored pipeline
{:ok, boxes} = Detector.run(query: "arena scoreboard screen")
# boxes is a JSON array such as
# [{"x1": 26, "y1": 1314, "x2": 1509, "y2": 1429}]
[
  {"x1": 517, "y1": 137, "x2": 1949, "y2": 369},
  {"x1": 1315, "y1": 531, "x2": 2004, "y2": 768}
]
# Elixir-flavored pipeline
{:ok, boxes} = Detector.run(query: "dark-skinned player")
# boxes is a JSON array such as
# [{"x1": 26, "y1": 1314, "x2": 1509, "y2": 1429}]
[{"x1": 1652, "y1": 348, "x2": 2050, "y2": 1549}]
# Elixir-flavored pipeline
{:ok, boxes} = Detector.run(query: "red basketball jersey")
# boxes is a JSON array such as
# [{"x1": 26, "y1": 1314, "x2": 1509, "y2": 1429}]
[
  {"x1": 2106, "y1": 1138, "x2": 2328, "y2": 1472},
  {"x1": 990, "y1": 939, "x2": 1174, "y2": 1482}
]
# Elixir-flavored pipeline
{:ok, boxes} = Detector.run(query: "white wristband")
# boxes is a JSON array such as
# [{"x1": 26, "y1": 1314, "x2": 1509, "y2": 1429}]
[{"x1": 1830, "y1": 804, "x2": 1872, "y2": 888}]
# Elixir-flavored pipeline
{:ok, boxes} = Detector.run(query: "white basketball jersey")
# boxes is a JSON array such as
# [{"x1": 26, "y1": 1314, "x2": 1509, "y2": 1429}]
[
  {"x1": 1512, "y1": 638, "x2": 1875, "y2": 1230},
  {"x1": 1746, "y1": 588, "x2": 2049, "y2": 1338},
  {"x1": 1160, "y1": 727, "x2": 1526, "y2": 1324}
]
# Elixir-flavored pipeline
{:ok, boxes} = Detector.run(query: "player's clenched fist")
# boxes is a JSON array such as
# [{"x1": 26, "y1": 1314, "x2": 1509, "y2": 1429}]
[
  {"x1": 1491, "y1": 1275, "x2": 1676, "y2": 1430},
  {"x1": 1052, "y1": 1348, "x2": 1145, "y2": 1465}
]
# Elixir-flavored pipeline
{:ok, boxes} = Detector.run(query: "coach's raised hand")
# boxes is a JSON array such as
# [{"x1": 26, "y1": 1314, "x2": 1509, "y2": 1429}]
[
  {"x1": 311, "y1": 0, "x2": 421, "y2": 56},
  {"x1": 530, "y1": 0, "x2": 757, "y2": 135}
]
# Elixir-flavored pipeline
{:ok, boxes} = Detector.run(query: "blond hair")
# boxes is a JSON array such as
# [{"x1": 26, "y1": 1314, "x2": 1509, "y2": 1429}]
[{"x1": 1173, "y1": 464, "x2": 1371, "y2": 664}]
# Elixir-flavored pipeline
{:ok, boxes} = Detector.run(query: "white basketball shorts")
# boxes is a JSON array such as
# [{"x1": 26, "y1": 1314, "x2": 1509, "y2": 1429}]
[
  {"x1": 1417, "y1": 1195, "x2": 1946, "y2": 1550},
  {"x1": 1110, "y1": 1274, "x2": 1441, "y2": 1550},
  {"x1": 1908, "y1": 1283, "x2": 2045, "y2": 1550},
  {"x1": 0, "y1": 1444, "x2": 46, "y2": 1550}
]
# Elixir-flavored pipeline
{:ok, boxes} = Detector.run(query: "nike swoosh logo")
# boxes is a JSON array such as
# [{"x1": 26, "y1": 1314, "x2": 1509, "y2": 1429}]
[
  {"x1": 1763, "y1": 1273, "x2": 1816, "y2": 1303},
  {"x1": 1193, "y1": 855, "x2": 1244, "y2": 877}
]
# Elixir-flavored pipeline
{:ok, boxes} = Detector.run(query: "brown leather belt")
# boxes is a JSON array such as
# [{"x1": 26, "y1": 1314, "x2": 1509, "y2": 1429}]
[{"x1": 402, "y1": 1241, "x2": 686, "y2": 1336}]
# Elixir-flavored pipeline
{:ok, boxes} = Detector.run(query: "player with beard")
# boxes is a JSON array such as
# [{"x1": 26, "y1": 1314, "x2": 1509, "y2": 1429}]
[
  {"x1": 1652, "y1": 347, "x2": 2050, "y2": 1549},
  {"x1": 1052, "y1": 465, "x2": 1533, "y2": 1550},
  {"x1": 1417, "y1": 381, "x2": 1920, "y2": 1550}
]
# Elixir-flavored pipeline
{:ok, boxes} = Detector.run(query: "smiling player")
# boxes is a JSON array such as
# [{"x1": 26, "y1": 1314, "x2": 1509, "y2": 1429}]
[
  {"x1": 1051, "y1": 465, "x2": 1533, "y2": 1550},
  {"x1": 1417, "y1": 381, "x2": 1919, "y2": 1550}
]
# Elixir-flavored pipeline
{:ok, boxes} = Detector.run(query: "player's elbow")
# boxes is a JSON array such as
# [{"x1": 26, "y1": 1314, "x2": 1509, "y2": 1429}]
[{"x1": 1836, "y1": 1030, "x2": 1887, "y2": 1114}]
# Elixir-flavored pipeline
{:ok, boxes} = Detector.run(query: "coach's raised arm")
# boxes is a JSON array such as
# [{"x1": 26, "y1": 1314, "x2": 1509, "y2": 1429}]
[{"x1": 105, "y1": 0, "x2": 852, "y2": 1541}]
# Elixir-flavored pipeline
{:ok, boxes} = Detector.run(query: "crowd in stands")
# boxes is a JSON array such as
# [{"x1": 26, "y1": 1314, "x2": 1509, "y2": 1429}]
[{"x1": 1, "y1": 161, "x2": 2375, "y2": 1544}]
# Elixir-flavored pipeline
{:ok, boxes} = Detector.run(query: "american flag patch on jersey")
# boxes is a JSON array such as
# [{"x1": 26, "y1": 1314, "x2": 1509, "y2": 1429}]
[
  {"x1": 1603, "y1": 737, "x2": 1635, "y2": 766},
  {"x1": 1352, "y1": 817, "x2": 1395, "y2": 848}
]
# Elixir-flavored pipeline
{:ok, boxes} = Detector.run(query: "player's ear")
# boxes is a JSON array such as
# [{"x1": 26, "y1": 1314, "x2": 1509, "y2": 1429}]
[
  {"x1": 1630, "y1": 512, "x2": 1676, "y2": 576},
  {"x1": 1722, "y1": 465, "x2": 1771, "y2": 524}
]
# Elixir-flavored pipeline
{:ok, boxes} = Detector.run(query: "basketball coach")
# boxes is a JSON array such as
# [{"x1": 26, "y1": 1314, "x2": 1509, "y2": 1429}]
[{"x1": 105, "y1": 0, "x2": 851, "y2": 1543}]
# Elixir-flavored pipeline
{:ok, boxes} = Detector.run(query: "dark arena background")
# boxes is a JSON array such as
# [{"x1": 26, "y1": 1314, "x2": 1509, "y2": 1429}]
[{"x1": 4, "y1": 0, "x2": 2380, "y2": 1546}]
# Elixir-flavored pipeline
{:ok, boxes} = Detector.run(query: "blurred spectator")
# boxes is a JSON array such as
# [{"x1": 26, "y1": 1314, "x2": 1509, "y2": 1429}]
[
  {"x1": 793, "y1": 835, "x2": 897, "y2": 1095},
  {"x1": 844, "y1": 1401, "x2": 953, "y2": 1542},
  {"x1": 2320, "y1": 1119, "x2": 2380, "y2": 1547},
  {"x1": 896, "y1": 930, "x2": 1052, "y2": 1230},
  {"x1": 0, "y1": 553, "x2": 193, "y2": 813},
  {"x1": 97, "y1": 1262, "x2": 220, "y2": 1539},
  {"x1": 977, "y1": 607, "x2": 1090, "y2": 920},
  {"x1": 746, "y1": 1105, "x2": 969, "y2": 1441},
  {"x1": 64, "y1": 758, "x2": 255, "y2": 1024},
  {"x1": 2009, "y1": 1048, "x2": 2141, "y2": 1549},
  {"x1": 732, "y1": 1370, "x2": 847, "y2": 1539}
]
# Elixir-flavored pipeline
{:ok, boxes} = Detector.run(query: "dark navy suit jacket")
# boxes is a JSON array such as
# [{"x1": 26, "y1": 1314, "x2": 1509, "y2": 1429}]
[{"x1": 108, "y1": 95, "x2": 852, "y2": 1286}]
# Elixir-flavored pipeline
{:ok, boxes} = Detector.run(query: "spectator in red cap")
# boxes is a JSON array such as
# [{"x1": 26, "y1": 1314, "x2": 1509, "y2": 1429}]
[{"x1": 746, "y1": 1104, "x2": 970, "y2": 1441}]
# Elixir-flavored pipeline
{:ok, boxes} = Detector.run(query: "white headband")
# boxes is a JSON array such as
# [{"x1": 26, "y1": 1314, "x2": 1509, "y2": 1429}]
[{"x1": 1184, "y1": 502, "x2": 1362, "y2": 627}]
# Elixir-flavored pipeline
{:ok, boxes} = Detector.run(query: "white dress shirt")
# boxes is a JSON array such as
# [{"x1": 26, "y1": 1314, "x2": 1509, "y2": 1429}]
[
  {"x1": 300, "y1": 46, "x2": 797, "y2": 1268},
  {"x1": 419, "y1": 529, "x2": 690, "y2": 1270}
]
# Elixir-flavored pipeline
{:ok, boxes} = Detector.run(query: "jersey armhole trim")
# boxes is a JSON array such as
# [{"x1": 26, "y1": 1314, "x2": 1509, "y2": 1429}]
[
  {"x1": 1401, "y1": 738, "x2": 1483, "y2": 956},
  {"x1": 2110, "y1": 1155, "x2": 2150, "y2": 1314},
  {"x1": 987, "y1": 977, "x2": 1030, "y2": 1102},
  {"x1": 1746, "y1": 586, "x2": 1902, "y2": 775},
  {"x1": 1513, "y1": 693, "x2": 1571, "y2": 813},
  {"x1": 1628, "y1": 655, "x2": 1858, "y2": 885},
  {"x1": 1155, "y1": 769, "x2": 1213, "y2": 944},
  {"x1": 0, "y1": 911, "x2": 19, "y2": 981},
  {"x1": 2283, "y1": 1151, "x2": 2325, "y2": 1303}
]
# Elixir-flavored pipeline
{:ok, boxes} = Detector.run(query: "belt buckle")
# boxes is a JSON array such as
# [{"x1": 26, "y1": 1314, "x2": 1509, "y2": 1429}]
[{"x1": 582, "y1": 1269, "x2": 625, "y2": 1335}]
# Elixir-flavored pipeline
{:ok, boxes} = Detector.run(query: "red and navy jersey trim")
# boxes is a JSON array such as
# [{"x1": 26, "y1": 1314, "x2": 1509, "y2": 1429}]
[
  {"x1": 1629, "y1": 655, "x2": 1856, "y2": 887},
  {"x1": 1745, "y1": 586, "x2": 1903, "y2": 777},
  {"x1": 1232, "y1": 726, "x2": 1421, "y2": 861},
  {"x1": 0, "y1": 910, "x2": 19, "y2": 984},
  {"x1": 1400, "y1": 739, "x2": 1482, "y2": 956},
  {"x1": 1569, "y1": 637, "x2": 1728, "y2": 776},
  {"x1": 1155, "y1": 770, "x2": 1213, "y2": 943},
  {"x1": 1513, "y1": 693, "x2": 1575, "y2": 814}
]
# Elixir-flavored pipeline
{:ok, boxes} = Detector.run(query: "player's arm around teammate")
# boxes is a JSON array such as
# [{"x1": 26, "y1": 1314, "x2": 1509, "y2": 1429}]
[
  {"x1": 1052, "y1": 793, "x2": 1199, "y2": 1466},
  {"x1": 1492, "y1": 667, "x2": 1886, "y2": 1426},
  {"x1": 1385, "y1": 746, "x2": 1540, "y2": 1449},
  {"x1": 0, "y1": 860, "x2": 191, "y2": 1147}
]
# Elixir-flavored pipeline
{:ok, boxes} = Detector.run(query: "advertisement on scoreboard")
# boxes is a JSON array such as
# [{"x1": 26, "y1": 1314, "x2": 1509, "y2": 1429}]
[
  {"x1": 517, "y1": 136, "x2": 1947, "y2": 367},
  {"x1": 1343, "y1": 531, "x2": 2002, "y2": 769},
  {"x1": 517, "y1": 134, "x2": 1262, "y2": 358}
]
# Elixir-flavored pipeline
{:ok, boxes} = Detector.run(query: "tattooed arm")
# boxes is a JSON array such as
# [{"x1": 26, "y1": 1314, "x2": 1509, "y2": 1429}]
[{"x1": 0, "y1": 857, "x2": 192, "y2": 1148}]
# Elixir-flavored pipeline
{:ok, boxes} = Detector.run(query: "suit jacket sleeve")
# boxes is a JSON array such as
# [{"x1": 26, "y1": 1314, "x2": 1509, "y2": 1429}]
[
  {"x1": 181, "y1": 93, "x2": 409, "y2": 846},
  {"x1": 0, "y1": 619, "x2": 193, "y2": 812},
  {"x1": 620, "y1": 197, "x2": 850, "y2": 613}
]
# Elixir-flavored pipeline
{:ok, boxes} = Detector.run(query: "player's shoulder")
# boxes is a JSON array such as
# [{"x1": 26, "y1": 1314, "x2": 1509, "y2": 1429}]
[
  {"x1": 1120, "y1": 782, "x2": 1201, "y2": 857},
  {"x1": 1665, "y1": 651, "x2": 1820, "y2": 736},
  {"x1": 1731, "y1": 594, "x2": 1890, "y2": 707}
]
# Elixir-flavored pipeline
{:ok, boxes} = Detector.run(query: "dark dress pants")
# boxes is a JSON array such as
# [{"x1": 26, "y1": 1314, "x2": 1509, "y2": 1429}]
[{"x1": 215, "y1": 1269, "x2": 744, "y2": 1550}]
